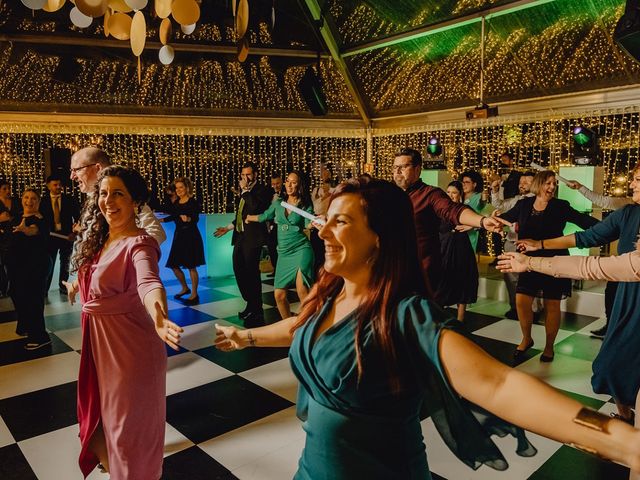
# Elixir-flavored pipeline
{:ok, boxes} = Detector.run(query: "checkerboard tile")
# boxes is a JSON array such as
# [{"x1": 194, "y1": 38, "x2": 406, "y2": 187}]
[{"x1": 0, "y1": 274, "x2": 626, "y2": 479}]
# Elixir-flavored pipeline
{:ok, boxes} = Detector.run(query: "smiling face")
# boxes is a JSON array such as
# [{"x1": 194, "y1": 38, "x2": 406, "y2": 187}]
[
  {"x1": 21, "y1": 191, "x2": 40, "y2": 215},
  {"x1": 519, "y1": 175, "x2": 534, "y2": 195},
  {"x1": 446, "y1": 185, "x2": 462, "y2": 203},
  {"x1": 175, "y1": 181, "x2": 188, "y2": 199},
  {"x1": 538, "y1": 175, "x2": 557, "y2": 201},
  {"x1": 47, "y1": 180, "x2": 63, "y2": 196},
  {"x1": 285, "y1": 173, "x2": 300, "y2": 197},
  {"x1": 0, "y1": 184, "x2": 10, "y2": 200},
  {"x1": 461, "y1": 176, "x2": 476, "y2": 195},
  {"x1": 70, "y1": 149, "x2": 101, "y2": 193},
  {"x1": 318, "y1": 193, "x2": 379, "y2": 282},
  {"x1": 98, "y1": 176, "x2": 138, "y2": 231},
  {"x1": 631, "y1": 170, "x2": 640, "y2": 204},
  {"x1": 271, "y1": 176, "x2": 283, "y2": 193}
]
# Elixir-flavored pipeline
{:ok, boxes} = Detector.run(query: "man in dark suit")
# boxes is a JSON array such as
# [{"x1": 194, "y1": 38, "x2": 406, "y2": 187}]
[
  {"x1": 40, "y1": 174, "x2": 80, "y2": 295},
  {"x1": 214, "y1": 162, "x2": 272, "y2": 325},
  {"x1": 267, "y1": 173, "x2": 284, "y2": 275}
]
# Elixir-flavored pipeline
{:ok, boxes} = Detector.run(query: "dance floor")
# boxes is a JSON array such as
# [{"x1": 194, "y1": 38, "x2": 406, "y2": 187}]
[{"x1": 0, "y1": 273, "x2": 629, "y2": 479}]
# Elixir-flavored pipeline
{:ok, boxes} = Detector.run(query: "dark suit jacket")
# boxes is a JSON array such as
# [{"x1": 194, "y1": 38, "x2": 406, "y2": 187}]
[
  {"x1": 231, "y1": 183, "x2": 272, "y2": 247},
  {"x1": 40, "y1": 193, "x2": 81, "y2": 235}
]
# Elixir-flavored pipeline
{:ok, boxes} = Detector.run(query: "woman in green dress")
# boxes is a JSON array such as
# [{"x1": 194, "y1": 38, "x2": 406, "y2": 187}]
[
  {"x1": 245, "y1": 170, "x2": 315, "y2": 319},
  {"x1": 460, "y1": 170, "x2": 486, "y2": 251},
  {"x1": 216, "y1": 179, "x2": 640, "y2": 480}
]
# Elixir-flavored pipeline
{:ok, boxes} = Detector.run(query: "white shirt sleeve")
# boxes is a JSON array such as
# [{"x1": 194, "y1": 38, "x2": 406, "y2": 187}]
[
  {"x1": 137, "y1": 204, "x2": 167, "y2": 245},
  {"x1": 578, "y1": 186, "x2": 634, "y2": 210}
]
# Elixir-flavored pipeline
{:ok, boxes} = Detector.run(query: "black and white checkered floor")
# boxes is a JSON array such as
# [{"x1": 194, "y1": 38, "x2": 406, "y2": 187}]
[{"x1": 0, "y1": 274, "x2": 630, "y2": 479}]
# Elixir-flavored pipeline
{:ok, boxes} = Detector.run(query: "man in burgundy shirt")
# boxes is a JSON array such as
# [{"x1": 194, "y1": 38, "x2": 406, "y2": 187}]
[{"x1": 393, "y1": 148, "x2": 508, "y2": 301}]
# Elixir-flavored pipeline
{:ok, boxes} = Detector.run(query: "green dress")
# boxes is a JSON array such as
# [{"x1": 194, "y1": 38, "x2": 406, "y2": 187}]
[
  {"x1": 258, "y1": 200, "x2": 315, "y2": 289},
  {"x1": 464, "y1": 192, "x2": 485, "y2": 251},
  {"x1": 289, "y1": 295, "x2": 536, "y2": 479}
]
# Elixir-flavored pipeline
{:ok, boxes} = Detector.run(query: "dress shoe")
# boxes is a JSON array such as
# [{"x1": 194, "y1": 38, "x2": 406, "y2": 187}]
[
  {"x1": 182, "y1": 295, "x2": 200, "y2": 306},
  {"x1": 24, "y1": 338, "x2": 52, "y2": 350},
  {"x1": 173, "y1": 289, "x2": 191, "y2": 299},
  {"x1": 540, "y1": 353, "x2": 555, "y2": 363},
  {"x1": 590, "y1": 325, "x2": 608, "y2": 339},
  {"x1": 238, "y1": 309, "x2": 251, "y2": 319},
  {"x1": 513, "y1": 340, "x2": 534, "y2": 360}
]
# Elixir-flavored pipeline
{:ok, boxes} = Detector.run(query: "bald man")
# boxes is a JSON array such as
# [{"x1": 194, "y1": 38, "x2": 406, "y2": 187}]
[{"x1": 70, "y1": 147, "x2": 166, "y2": 245}]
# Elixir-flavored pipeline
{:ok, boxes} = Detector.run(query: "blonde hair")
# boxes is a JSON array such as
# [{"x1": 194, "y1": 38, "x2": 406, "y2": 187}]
[
  {"x1": 174, "y1": 177, "x2": 193, "y2": 197},
  {"x1": 530, "y1": 170, "x2": 556, "y2": 195}
]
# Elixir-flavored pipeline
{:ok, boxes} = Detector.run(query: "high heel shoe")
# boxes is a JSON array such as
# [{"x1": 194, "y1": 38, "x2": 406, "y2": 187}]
[
  {"x1": 173, "y1": 288, "x2": 191, "y2": 299},
  {"x1": 513, "y1": 339, "x2": 534, "y2": 360},
  {"x1": 540, "y1": 353, "x2": 555, "y2": 363}
]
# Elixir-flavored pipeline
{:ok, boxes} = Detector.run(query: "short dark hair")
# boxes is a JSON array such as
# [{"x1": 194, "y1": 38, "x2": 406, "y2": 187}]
[
  {"x1": 395, "y1": 148, "x2": 422, "y2": 167},
  {"x1": 271, "y1": 172, "x2": 282, "y2": 180},
  {"x1": 460, "y1": 170, "x2": 484, "y2": 193},
  {"x1": 447, "y1": 180, "x2": 463, "y2": 196},
  {"x1": 46, "y1": 174, "x2": 62, "y2": 183},
  {"x1": 242, "y1": 162, "x2": 258, "y2": 173},
  {"x1": 521, "y1": 171, "x2": 536, "y2": 178}
]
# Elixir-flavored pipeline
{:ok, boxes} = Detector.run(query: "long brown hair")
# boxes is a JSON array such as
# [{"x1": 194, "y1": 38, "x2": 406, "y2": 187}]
[
  {"x1": 292, "y1": 179, "x2": 425, "y2": 392},
  {"x1": 71, "y1": 165, "x2": 149, "y2": 272}
]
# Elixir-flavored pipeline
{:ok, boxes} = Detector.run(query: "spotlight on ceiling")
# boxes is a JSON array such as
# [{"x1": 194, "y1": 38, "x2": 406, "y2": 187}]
[
  {"x1": 424, "y1": 137, "x2": 446, "y2": 169},
  {"x1": 572, "y1": 126, "x2": 600, "y2": 165},
  {"x1": 614, "y1": 0, "x2": 640, "y2": 63},
  {"x1": 298, "y1": 66, "x2": 327, "y2": 116}
]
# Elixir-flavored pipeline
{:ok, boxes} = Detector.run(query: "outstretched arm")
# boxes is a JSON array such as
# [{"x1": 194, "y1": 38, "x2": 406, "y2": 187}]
[
  {"x1": 439, "y1": 329, "x2": 640, "y2": 470},
  {"x1": 215, "y1": 316, "x2": 299, "y2": 350}
]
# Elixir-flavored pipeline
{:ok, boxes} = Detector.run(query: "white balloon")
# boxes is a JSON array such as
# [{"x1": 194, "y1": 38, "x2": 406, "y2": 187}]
[
  {"x1": 21, "y1": 0, "x2": 47, "y2": 9},
  {"x1": 180, "y1": 23, "x2": 196, "y2": 35},
  {"x1": 125, "y1": 0, "x2": 147, "y2": 10},
  {"x1": 70, "y1": 6, "x2": 93, "y2": 28},
  {"x1": 158, "y1": 45, "x2": 174, "y2": 65}
]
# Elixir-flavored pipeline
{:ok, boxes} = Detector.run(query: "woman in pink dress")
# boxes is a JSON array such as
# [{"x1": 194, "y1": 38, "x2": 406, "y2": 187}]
[{"x1": 65, "y1": 166, "x2": 183, "y2": 479}]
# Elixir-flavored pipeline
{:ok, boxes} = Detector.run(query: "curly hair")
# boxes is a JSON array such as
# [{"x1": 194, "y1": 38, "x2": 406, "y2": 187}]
[{"x1": 71, "y1": 165, "x2": 149, "y2": 273}]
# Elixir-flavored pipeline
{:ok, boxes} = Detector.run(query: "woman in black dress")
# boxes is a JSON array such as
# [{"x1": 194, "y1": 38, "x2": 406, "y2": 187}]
[
  {"x1": 164, "y1": 177, "x2": 205, "y2": 304},
  {"x1": 436, "y1": 181, "x2": 479, "y2": 321},
  {"x1": 0, "y1": 180, "x2": 20, "y2": 296},
  {"x1": 499, "y1": 171, "x2": 598, "y2": 362},
  {"x1": 9, "y1": 188, "x2": 52, "y2": 349}
]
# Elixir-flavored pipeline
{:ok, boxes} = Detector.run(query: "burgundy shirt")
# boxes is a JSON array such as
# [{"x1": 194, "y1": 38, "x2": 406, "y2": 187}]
[{"x1": 407, "y1": 180, "x2": 469, "y2": 299}]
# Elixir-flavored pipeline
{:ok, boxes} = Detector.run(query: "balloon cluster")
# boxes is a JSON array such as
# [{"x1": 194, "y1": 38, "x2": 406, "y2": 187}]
[{"x1": 19, "y1": 0, "x2": 202, "y2": 67}]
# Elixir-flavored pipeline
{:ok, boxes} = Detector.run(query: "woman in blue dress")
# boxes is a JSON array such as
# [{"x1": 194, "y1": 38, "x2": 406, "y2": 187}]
[
  {"x1": 517, "y1": 164, "x2": 640, "y2": 425},
  {"x1": 245, "y1": 171, "x2": 314, "y2": 319},
  {"x1": 215, "y1": 179, "x2": 640, "y2": 479}
]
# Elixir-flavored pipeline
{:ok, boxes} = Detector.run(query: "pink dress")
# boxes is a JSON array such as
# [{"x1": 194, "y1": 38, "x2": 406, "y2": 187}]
[{"x1": 77, "y1": 234, "x2": 166, "y2": 479}]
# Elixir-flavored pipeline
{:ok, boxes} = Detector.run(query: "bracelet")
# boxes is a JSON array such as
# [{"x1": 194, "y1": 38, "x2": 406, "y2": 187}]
[
  {"x1": 573, "y1": 407, "x2": 610, "y2": 433},
  {"x1": 540, "y1": 239, "x2": 545, "y2": 250},
  {"x1": 479, "y1": 216, "x2": 487, "y2": 229},
  {"x1": 526, "y1": 256, "x2": 534, "y2": 272},
  {"x1": 247, "y1": 329, "x2": 256, "y2": 347}
]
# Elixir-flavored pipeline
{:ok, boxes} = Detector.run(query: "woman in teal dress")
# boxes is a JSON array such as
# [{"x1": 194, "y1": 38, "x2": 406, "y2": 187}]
[
  {"x1": 216, "y1": 179, "x2": 640, "y2": 479},
  {"x1": 246, "y1": 170, "x2": 315, "y2": 319},
  {"x1": 461, "y1": 170, "x2": 486, "y2": 251}
]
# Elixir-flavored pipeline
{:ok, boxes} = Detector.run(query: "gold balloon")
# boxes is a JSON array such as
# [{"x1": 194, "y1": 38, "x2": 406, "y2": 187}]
[
  {"x1": 155, "y1": 0, "x2": 172, "y2": 19},
  {"x1": 104, "y1": 8, "x2": 110, "y2": 37},
  {"x1": 236, "y1": 0, "x2": 249, "y2": 39},
  {"x1": 108, "y1": 12, "x2": 132, "y2": 40},
  {"x1": 237, "y1": 35, "x2": 249, "y2": 63},
  {"x1": 108, "y1": 0, "x2": 132, "y2": 12},
  {"x1": 159, "y1": 18, "x2": 172, "y2": 45},
  {"x1": 43, "y1": 0, "x2": 66, "y2": 12},
  {"x1": 130, "y1": 10, "x2": 146, "y2": 57},
  {"x1": 171, "y1": 0, "x2": 200, "y2": 26},
  {"x1": 75, "y1": 0, "x2": 108, "y2": 17}
]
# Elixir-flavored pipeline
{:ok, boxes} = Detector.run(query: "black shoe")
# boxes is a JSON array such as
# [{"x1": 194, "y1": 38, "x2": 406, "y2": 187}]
[
  {"x1": 505, "y1": 309, "x2": 518, "y2": 320},
  {"x1": 24, "y1": 338, "x2": 52, "y2": 350},
  {"x1": 182, "y1": 295, "x2": 200, "y2": 306},
  {"x1": 59, "y1": 286, "x2": 68, "y2": 295},
  {"x1": 173, "y1": 289, "x2": 191, "y2": 299},
  {"x1": 514, "y1": 340, "x2": 534, "y2": 360},
  {"x1": 238, "y1": 309, "x2": 251, "y2": 319},
  {"x1": 540, "y1": 353, "x2": 555, "y2": 362},
  {"x1": 590, "y1": 326, "x2": 608, "y2": 339},
  {"x1": 15, "y1": 329, "x2": 26, "y2": 337},
  {"x1": 243, "y1": 312, "x2": 265, "y2": 328}
]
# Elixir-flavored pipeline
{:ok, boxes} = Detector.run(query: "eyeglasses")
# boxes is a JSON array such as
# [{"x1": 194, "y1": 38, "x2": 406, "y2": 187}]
[
  {"x1": 70, "y1": 163, "x2": 97, "y2": 174},
  {"x1": 392, "y1": 163, "x2": 415, "y2": 173}
]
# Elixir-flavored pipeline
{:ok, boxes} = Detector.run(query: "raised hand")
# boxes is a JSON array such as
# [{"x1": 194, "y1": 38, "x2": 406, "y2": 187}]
[{"x1": 566, "y1": 180, "x2": 582, "y2": 190}]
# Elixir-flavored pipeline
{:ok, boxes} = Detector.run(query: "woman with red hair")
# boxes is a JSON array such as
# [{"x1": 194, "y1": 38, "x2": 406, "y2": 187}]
[{"x1": 216, "y1": 179, "x2": 640, "y2": 479}]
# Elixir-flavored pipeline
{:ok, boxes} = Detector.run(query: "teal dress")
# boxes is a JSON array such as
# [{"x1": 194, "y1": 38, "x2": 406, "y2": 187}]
[
  {"x1": 464, "y1": 192, "x2": 485, "y2": 251},
  {"x1": 289, "y1": 295, "x2": 536, "y2": 479},
  {"x1": 258, "y1": 200, "x2": 315, "y2": 289}
]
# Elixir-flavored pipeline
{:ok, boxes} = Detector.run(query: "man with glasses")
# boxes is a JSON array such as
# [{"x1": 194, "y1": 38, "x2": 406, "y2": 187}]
[
  {"x1": 70, "y1": 147, "x2": 166, "y2": 246},
  {"x1": 393, "y1": 148, "x2": 508, "y2": 301}
]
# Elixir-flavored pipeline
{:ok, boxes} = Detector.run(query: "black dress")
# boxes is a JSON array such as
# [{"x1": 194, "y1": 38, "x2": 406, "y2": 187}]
[
  {"x1": 500, "y1": 196, "x2": 598, "y2": 300},
  {"x1": 165, "y1": 198, "x2": 205, "y2": 269},
  {"x1": 0, "y1": 197, "x2": 21, "y2": 295},
  {"x1": 435, "y1": 220, "x2": 479, "y2": 305},
  {"x1": 8, "y1": 214, "x2": 52, "y2": 342}
]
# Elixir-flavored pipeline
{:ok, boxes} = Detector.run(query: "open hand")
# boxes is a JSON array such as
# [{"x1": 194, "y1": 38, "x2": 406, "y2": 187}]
[
  {"x1": 516, "y1": 239, "x2": 541, "y2": 252},
  {"x1": 496, "y1": 252, "x2": 529, "y2": 273},
  {"x1": 62, "y1": 280, "x2": 78, "y2": 305},
  {"x1": 215, "y1": 323, "x2": 245, "y2": 351},
  {"x1": 214, "y1": 226, "x2": 231, "y2": 237},
  {"x1": 153, "y1": 303, "x2": 183, "y2": 350}
]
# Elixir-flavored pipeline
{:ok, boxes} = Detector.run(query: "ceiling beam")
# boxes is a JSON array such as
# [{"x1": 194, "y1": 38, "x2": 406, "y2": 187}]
[
  {"x1": 302, "y1": 0, "x2": 371, "y2": 127},
  {"x1": 0, "y1": 34, "x2": 330, "y2": 59},
  {"x1": 342, "y1": 0, "x2": 555, "y2": 58}
]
